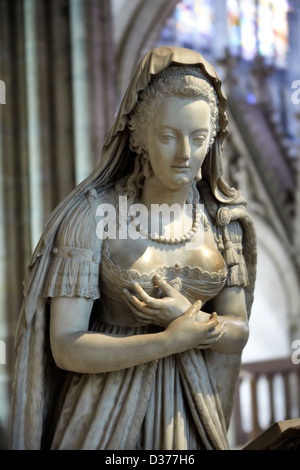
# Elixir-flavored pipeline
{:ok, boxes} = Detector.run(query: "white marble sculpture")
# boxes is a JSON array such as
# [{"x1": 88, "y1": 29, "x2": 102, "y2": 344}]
[{"x1": 10, "y1": 46, "x2": 257, "y2": 450}]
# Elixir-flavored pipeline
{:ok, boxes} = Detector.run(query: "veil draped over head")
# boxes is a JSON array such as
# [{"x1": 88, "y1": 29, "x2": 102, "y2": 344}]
[{"x1": 10, "y1": 46, "x2": 257, "y2": 449}]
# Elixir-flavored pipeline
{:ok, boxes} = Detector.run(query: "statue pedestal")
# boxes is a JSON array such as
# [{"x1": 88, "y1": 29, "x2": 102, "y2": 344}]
[{"x1": 242, "y1": 419, "x2": 300, "y2": 450}]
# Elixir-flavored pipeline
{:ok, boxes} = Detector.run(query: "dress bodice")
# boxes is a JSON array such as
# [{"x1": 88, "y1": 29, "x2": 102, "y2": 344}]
[
  {"x1": 43, "y1": 188, "x2": 250, "y2": 327},
  {"x1": 98, "y1": 238, "x2": 228, "y2": 326}
]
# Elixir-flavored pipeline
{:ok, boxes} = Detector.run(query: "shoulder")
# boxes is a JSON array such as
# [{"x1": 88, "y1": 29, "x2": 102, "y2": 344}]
[{"x1": 56, "y1": 187, "x2": 113, "y2": 250}]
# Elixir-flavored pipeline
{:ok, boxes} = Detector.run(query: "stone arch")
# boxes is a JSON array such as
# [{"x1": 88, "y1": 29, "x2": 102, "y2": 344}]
[
  {"x1": 243, "y1": 213, "x2": 300, "y2": 362},
  {"x1": 116, "y1": 0, "x2": 178, "y2": 101}
]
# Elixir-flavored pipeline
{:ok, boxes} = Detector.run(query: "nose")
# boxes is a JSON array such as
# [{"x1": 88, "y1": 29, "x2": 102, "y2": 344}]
[{"x1": 179, "y1": 137, "x2": 191, "y2": 161}]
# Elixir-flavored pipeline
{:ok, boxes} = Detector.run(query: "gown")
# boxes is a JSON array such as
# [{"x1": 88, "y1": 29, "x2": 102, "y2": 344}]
[{"x1": 42, "y1": 188, "x2": 249, "y2": 450}]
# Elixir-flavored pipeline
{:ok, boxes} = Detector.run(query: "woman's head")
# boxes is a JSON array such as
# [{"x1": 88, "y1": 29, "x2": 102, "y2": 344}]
[
  {"x1": 105, "y1": 48, "x2": 239, "y2": 206},
  {"x1": 128, "y1": 66, "x2": 219, "y2": 157}
]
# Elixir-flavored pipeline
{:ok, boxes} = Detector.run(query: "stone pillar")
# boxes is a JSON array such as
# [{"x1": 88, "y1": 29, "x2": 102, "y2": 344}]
[
  {"x1": 288, "y1": 1, "x2": 300, "y2": 286},
  {"x1": 47, "y1": 0, "x2": 76, "y2": 204},
  {"x1": 287, "y1": 0, "x2": 300, "y2": 139},
  {"x1": 293, "y1": 114, "x2": 300, "y2": 261},
  {"x1": 24, "y1": 0, "x2": 53, "y2": 247},
  {"x1": 85, "y1": 0, "x2": 116, "y2": 165},
  {"x1": 69, "y1": 0, "x2": 93, "y2": 184},
  {"x1": 70, "y1": 0, "x2": 116, "y2": 183},
  {"x1": 0, "y1": 0, "x2": 27, "y2": 449}
]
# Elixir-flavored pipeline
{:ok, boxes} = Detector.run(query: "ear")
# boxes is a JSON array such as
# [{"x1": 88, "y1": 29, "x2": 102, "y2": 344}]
[{"x1": 142, "y1": 153, "x2": 153, "y2": 178}]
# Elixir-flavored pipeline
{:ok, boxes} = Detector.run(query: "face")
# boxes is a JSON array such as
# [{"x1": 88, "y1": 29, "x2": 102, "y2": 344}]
[{"x1": 145, "y1": 97, "x2": 212, "y2": 191}]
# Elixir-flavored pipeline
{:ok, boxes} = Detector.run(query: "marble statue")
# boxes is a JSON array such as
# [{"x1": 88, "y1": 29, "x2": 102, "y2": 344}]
[{"x1": 10, "y1": 46, "x2": 257, "y2": 450}]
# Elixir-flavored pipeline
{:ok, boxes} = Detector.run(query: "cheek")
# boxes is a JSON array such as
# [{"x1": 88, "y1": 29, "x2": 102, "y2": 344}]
[
  {"x1": 148, "y1": 149, "x2": 164, "y2": 175},
  {"x1": 149, "y1": 143, "x2": 173, "y2": 167},
  {"x1": 192, "y1": 147, "x2": 208, "y2": 167}
]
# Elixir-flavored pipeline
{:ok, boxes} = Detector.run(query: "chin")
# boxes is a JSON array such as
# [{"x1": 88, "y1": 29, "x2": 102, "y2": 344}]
[
  {"x1": 172, "y1": 176, "x2": 191, "y2": 187},
  {"x1": 155, "y1": 177, "x2": 191, "y2": 193}
]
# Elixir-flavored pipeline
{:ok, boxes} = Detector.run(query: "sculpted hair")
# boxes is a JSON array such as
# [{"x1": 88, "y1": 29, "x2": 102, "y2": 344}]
[
  {"x1": 128, "y1": 69, "x2": 220, "y2": 156},
  {"x1": 117, "y1": 68, "x2": 220, "y2": 204}
]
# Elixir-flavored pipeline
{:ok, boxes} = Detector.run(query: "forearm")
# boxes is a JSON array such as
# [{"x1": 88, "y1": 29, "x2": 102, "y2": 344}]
[
  {"x1": 50, "y1": 297, "x2": 219, "y2": 373},
  {"x1": 51, "y1": 328, "x2": 175, "y2": 374}
]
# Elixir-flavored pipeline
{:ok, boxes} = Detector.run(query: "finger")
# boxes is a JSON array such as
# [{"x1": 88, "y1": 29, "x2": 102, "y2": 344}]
[
  {"x1": 123, "y1": 295, "x2": 143, "y2": 316},
  {"x1": 122, "y1": 287, "x2": 148, "y2": 308},
  {"x1": 122, "y1": 295, "x2": 155, "y2": 323},
  {"x1": 122, "y1": 291, "x2": 159, "y2": 316},
  {"x1": 194, "y1": 322, "x2": 226, "y2": 349},
  {"x1": 206, "y1": 311, "x2": 219, "y2": 329},
  {"x1": 131, "y1": 283, "x2": 158, "y2": 308},
  {"x1": 194, "y1": 312, "x2": 219, "y2": 335},
  {"x1": 123, "y1": 288, "x2": 146, "y2": 308},
  {"x1": 122, "y1": 292, "x2": 160, "y2": 317},
  {"x1": 198, "y1": 322, "x2": 226, "y2": 345},
  {"x1": 186, "y1": 300, "x2": 203, "y2": 317},
  {"x1": 210, "y1": 321, "x2": 226, "y2": 339},
  {"x1": 199, "y1": 330, "x2": 224, "y2": 345},
  {"x1": 153, "y1": 274, "x2": 175, "y2": 297}
]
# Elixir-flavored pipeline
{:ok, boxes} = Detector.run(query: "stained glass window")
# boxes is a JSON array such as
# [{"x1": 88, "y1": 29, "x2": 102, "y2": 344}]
[
  {"x1": 158, "y1": 0, "x2": 215, "y2": 53},
  {"x1": 271, "y1": 0, "x2": 289, "y2": 68},
  {"x1": 258, "y1": 0, "x2": 274, "y2": 59},
  {"x1": 227, "y1": 0, "x2": 290, "y2": 68},
  {"x1": 158, "y1": 0, "x2": 290, "y2": 69},
  {"x1": 240, "y1": 0, "x2": 257, "y2": 61},
  {"x1": 227, "y1": 0, "x2": 241, "y2": 56}
]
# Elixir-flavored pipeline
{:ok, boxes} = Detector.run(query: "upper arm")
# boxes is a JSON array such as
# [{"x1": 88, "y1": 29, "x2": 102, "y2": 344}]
[
  {"x1": 50, "y1": 296, "x2": 94, "y2": 367},
  {"x1": 209, "y1": 217, "x2": 249, "y2": 323},
  {"x1": 210, "y1": 286, "x2": 248, "y2": 323}
]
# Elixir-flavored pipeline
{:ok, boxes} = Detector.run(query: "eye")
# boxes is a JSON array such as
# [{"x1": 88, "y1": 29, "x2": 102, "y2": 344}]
[
  {"x1": 192, "y1": 135, "x2": 206, "y2": 145},
  {"x1": 160, "y1": 133, "x2": 176, "y2": 143}
]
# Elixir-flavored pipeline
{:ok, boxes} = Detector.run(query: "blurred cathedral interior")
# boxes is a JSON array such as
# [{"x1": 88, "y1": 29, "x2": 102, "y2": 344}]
[{"x1": 0, "y1": 0, "x2": 299, "y2": 449}]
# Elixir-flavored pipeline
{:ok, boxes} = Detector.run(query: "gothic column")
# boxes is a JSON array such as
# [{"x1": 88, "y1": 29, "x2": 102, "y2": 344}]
[
  {"x1": 294, "y1": 115, "x2": 300, "y2": 265},
  {"x1": 288, "y1": 1, "x2": 300, "y2": 293},
  {"x1": 287, "y1": 0, "x2": 300, "y2": 138},
  {"x1": 70, "y1": 0, "x2": 116, "y2": 182},
  {"x1": 46, "y1": 0, "x2": 76, "y2": 205},
  {"x1": 0, "y1": 0, "x2": 27, "y2": 448}
]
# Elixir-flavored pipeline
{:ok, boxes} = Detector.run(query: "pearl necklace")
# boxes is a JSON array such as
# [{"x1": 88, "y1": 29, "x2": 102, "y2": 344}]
[{"x1": 128, "y1": 202, "x2": 202, "y2": 245}]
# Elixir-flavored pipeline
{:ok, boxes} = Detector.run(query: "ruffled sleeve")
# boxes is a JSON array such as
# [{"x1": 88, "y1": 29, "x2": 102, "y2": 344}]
[{"x1": 43, "y1": 192, "x2": 102, "y2": 299}]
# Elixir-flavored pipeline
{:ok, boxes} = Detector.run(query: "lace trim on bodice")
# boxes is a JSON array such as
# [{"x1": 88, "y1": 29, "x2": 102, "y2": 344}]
[
  {"x1": 97, "y1": 238, "x2": 228, "y2": 325},
  {"x1": 42, "y1": 187, "x2": 249, "y2": 303},
  {"x1": 101, "y1": 238, "x2": 228, "y2": 285}
]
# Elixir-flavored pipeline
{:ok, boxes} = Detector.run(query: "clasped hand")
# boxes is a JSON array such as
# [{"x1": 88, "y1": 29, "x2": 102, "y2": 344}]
[{"x1": 122, "y1": 274, "x2": 225, "y2": 350}]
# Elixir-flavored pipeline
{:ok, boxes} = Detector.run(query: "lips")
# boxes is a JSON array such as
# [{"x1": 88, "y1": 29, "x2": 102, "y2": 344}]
[
  {"x1": 172, "y1": 166, "x2": 190, "y2": 172},
  {"x1": 172, "y1": 165, "x2": 190, "y2": 169}
]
